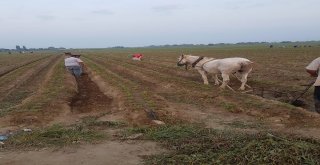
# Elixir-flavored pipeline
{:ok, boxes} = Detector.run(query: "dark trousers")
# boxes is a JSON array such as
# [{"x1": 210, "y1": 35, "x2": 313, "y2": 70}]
[
  {"x1": 66, "y1": 66, "x2": 82, "y2": 77},
  {"x1": 314, "y1": 86, "x2": 320, "y2": 113}
]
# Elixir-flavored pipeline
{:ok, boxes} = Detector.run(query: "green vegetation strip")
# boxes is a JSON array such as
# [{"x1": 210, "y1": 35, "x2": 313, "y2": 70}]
[
  {"x1": 2, "y1": 124, "x2": 104, "y2": 150},
  {"x1": 1, "y1": 117, "x2": 125, "y2": 150},
  {"x1": 124, "y1": 125, "x2": 320, "y2": 165}
]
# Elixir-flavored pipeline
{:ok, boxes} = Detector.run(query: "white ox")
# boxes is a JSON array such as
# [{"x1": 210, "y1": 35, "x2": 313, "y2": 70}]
[{"x1": 177, "y1": 54, "x2": 253, "y2": 90}]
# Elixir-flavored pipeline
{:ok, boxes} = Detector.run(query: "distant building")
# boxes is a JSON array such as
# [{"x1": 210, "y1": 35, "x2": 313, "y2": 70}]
[{"x1": 16, "y1": 45, "x2": 21, "y2": 50}]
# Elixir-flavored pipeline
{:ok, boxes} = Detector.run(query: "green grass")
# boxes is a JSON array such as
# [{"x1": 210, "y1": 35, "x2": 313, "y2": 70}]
[
  {"x1": 123, "y1": 124, "x2": 320, "y2": 165},
  {"x1": 219, "y1": 101, "x2": 238, "y2": 112},
  {"x1": 81, "y1": 116, "x2": 126, "y2": 128},
  {"x1": 125, "y1": 125, "x2": 203, "y2": 141},
  {"x1": 0, "y1": 116, "x2": 126, "y2": 151},
  {"x1": 2, "y1": 124, "x2": 105, "y2": 150}
]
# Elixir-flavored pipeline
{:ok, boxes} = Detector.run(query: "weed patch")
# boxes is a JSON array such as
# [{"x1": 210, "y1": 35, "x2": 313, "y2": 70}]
[
  {"x1": 81, "y1": 116, "x2": 126, "y2": 128},
  {"x1": 219, "y1": 101, "x2": 243, "y2": 113},
  {"x1": 1, "y1": 124, "x2": 105, "y2": 150},
  {"x1": 125, "y1": 125, "x2": 203, "y2": 141},
  {"x1": 124, "y1": 124, "x2": 320, "y2": 164}
]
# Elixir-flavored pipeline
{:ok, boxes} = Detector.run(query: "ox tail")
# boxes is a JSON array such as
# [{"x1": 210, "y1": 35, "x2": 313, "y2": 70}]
[{"x1": 238, "y1": 60, "x2": 254, "y2": 73}]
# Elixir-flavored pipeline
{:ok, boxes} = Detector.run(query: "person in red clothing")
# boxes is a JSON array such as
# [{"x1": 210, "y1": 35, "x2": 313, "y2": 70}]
[{"x1": 132, "y1": 53, "x2": 143, "y2": 61}]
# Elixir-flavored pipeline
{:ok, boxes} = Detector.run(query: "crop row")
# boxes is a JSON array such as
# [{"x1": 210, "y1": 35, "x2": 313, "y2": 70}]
[
  {"x1": 87, "y1": 54, "x2": 219, "y2": 105},
  {"x1": 0, "y1": 55, "x2": 61, "y2": 116},
  {"x1": 83, "y1": 56, "x2": 169, "y2": 123},
  {"x1": 0, "y1": 54, "x2": 50, "y2": 77}
]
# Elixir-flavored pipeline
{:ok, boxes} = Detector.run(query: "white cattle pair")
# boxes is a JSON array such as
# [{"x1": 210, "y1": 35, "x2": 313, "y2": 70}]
[{"x1": 177, "y1": 54, "x2": 253, "y2": 90}]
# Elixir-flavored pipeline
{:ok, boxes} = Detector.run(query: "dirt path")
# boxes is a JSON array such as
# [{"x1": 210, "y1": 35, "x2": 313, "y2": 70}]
[
  {"x1": 0, "y1": 141, "x2": 165, "y2": 165},
  {"x1": 2, "y1": 52, "x2": 320, "y2": 164}
]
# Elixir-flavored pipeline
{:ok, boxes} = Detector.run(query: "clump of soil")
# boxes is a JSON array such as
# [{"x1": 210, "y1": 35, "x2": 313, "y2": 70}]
[{"x1": 71, "y1": 73, "x2": 112, "y2": 113}]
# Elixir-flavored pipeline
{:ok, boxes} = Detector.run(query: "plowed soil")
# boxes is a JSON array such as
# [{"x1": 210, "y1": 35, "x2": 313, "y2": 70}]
[{"x1": 71, "y1": 73, "x2": 112, "y2": 113}]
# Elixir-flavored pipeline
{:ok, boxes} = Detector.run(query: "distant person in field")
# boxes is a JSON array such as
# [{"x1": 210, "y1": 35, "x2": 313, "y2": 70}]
[
  {"x1": 306, "y1": 57, "x2": 320, "y2": 113},
  {"x1": 64, "y1": 52, "x2": 84, "y2": 77}
]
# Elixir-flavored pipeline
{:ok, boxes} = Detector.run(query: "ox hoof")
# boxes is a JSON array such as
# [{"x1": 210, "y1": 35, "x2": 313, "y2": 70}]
[
  {"x1": 238, "y1": 87, "x2": 245, "y2": 91},
  {"x1": 214, "y1": 83, "x2": 220, "y2": 86}
]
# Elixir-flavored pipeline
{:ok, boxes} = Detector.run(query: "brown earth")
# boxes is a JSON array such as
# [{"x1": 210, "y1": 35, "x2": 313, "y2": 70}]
[
  {"x1": 71, "y1": 73, "x2": 112, "y2": 113},
  {"x1": 1, "y1": 51, "x2": 320, "y2": 164},
  {"x1": 0, "y1": 141, "x2": 165, "y2": 165}
]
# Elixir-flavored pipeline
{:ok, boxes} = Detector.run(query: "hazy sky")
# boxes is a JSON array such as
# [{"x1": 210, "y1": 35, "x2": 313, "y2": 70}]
[{"x1": 1, "y1": 0, "x2": 320, "y2": 48}]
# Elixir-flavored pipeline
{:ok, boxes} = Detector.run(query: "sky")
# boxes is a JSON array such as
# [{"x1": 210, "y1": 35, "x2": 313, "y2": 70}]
[{"x1": 0, "y1": 0, "x2": 320, "y2": 49}]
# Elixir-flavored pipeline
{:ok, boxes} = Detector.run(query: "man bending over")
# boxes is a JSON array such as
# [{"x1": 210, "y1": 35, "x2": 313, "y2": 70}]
[{"x1": 64, "y1": 53, "x2": 84, "y2": 77}]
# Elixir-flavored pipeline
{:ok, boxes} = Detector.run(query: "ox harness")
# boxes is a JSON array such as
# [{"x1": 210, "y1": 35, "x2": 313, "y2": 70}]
[
  {"x1": 192, "y1": 56, "x2": 204, "y2": 68},
  {"x1": 192, "y1": 56, "x2": 216, "y2": 70}
]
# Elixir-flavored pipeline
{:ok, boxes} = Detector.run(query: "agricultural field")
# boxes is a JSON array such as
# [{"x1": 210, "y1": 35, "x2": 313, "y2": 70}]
[{"x1": 0, "y1": 46, "x2": 320, "y2": 165}]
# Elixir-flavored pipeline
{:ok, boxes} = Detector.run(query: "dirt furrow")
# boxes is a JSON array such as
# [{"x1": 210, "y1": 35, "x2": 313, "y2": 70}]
[{"x1": 70, "y1": 73, "x2": 113, "y2": 113}]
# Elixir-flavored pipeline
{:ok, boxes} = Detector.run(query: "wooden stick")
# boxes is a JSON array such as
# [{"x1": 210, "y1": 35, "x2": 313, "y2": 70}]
[
  {"x1": 217, "y1": 79, "x2": 235, "y2": 92},
  {"x1": 232, "y1": 73, "x2": 252, "y2": 89}
]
